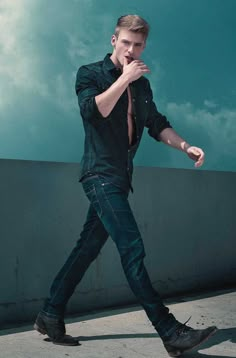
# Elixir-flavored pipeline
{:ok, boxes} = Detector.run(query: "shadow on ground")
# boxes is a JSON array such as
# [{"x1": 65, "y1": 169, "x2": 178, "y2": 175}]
[
  {"x1": 185, "y1": 327, "x2": 236, "y2": 357},
  {"x1": 41, "y1": 326, "x2": 236, "y2": 357},
  {"x1": 75, "y1": 326, "x2": 234, "y2": 342},
  {"x1": 43, "y1": 327, "x2": 236, "y2": 357},
  {"x1": 187, "y1": 353, "x2": 235, "y2": 358},
  {"x1": 60, "y1": 327, "x2": 234, "y2": 358}
]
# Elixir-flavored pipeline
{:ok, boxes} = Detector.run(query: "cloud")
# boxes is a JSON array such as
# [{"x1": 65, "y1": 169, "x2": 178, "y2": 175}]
[
  {"x1": 0, "y1": 1, "x2": 78, "y2": 113},
  {"x1": 165, "y1": 101, "x2": 236, "y2": 164},
  {"x1": 66, "y1": 12, "x2": 115, "y2": 66},
  {"x1": 137, "y1": 98, "x2": 236, "y2": 171},
  {"x1": 0, "y1": 0, "x2": 117, "y2": 115},
  {"x1": 204, "y1": 100, "x2": 218, "y2": 109},
  {"x1": 0, "y1": 0, "x2": 51, "y2": 109},
  {"x1": 0, "y1": 1, "x2": 234, "y2": 170}
]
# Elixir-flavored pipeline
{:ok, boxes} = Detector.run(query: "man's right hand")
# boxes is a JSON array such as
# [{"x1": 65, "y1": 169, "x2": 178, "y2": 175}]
[
  {"x1": 95, "y1": 57, "x2": 150, "y2": 118},
  {"x1": 122, "y1": 57, "x2": 150, "y2": 83}
]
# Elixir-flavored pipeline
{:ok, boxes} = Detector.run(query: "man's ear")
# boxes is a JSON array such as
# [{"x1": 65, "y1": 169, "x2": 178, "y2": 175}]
[{"x1": 111, "y1": 34, "x2": 116, "y2": 47}]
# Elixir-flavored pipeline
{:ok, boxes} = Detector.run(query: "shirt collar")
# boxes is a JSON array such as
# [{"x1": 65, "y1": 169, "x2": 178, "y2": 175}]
[{"x1": 103, "y1": 53, "x2": 122, "y2": 75}]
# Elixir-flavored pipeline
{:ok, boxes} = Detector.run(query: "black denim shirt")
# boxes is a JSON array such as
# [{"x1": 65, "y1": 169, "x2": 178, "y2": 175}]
[{"x1": 75, "y1": 54, "x2": 172, "y2": 192}]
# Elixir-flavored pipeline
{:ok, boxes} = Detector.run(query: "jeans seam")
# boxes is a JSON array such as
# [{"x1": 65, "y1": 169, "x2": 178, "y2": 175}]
[
  {"x1": 84, "y1": 186, "x2": 95, "y2": 195},
  {"x1": 93, "y1": 185, "x2": 103, "y2": 217},
  {"x1": 97, "y1": 177, "x2": 122, "y2": 228}
]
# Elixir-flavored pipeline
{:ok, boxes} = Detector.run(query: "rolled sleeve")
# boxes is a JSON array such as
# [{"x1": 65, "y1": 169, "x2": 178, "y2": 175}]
[
  {"x1": 75, "y1": 66, "x2": 104, "y2": 122},
  {"x1": 145, "y1": 81, "x2": 172, "y2": 141}
]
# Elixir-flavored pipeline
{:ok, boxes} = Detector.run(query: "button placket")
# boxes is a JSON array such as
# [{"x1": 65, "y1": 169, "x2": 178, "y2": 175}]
[{"x1": 130, "y1": 85, "x2": 139, "y2": 144}]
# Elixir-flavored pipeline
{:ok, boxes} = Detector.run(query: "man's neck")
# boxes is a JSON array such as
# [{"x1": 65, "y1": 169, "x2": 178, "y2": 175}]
[{"x1": 110, "y1": 53, "x2": 122, "y2": 70}]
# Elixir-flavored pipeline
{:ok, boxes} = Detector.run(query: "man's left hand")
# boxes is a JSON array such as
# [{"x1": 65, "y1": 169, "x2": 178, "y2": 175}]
[{"x1": 186, "y1": 146, "x2": 205, "y2": 168}]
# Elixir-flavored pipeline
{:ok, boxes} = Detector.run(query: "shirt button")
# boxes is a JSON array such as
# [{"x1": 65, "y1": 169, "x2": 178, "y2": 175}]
[{"x1": 132, "y1": 98, "x2": 136, "y2": 102}]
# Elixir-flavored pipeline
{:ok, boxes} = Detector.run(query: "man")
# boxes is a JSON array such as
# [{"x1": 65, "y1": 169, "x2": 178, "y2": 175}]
[{"x1": 34, "y1": 15, "x2": 217, "y2": 356}]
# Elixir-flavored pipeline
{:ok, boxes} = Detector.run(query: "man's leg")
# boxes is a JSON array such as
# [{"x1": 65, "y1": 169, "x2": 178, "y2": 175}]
[
  {"x1": 34, "y1": 202, "x2": 109, "y2": 344},
  {"x1": 82, "y1": 177, "x2": 174, "y2": 334},
  {"x1": 42, "y1": 203, "x2": 109, "y2": 317},
  {"x1": 82, "y1": 176, "x2": 217, "y2": 356}
]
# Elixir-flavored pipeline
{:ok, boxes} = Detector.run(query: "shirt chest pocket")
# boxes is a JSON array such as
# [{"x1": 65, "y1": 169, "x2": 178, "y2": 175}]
[{"x1": 135, "y1": 95, "x2": 151, "y2": 122}]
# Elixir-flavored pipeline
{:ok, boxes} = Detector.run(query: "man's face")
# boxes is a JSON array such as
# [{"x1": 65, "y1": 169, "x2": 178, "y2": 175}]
[{"x1": 110, "y1": 29, "x2": 146, "y2": 68}]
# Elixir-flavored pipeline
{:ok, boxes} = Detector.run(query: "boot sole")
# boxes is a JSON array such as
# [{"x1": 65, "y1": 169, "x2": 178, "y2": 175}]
[
  {"x1": 34, "y1": 322, "x2": 47, "y2": 335},
  {"x1": 167, "y1": 326, "x2": 218, "y2": 357},
  {"x1": 34, "y1": 323, "x2": 79, "y2": 346}
]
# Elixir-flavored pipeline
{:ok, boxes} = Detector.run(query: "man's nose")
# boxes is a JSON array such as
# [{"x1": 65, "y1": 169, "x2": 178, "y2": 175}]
[{"x1": 128, "y1": 45, "x2": 134, "y2": 54}]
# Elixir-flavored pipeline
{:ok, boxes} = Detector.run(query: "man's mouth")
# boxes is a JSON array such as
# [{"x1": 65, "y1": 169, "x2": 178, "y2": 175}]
[{"x1": 125, "y1": 56, "x2": 134, "y2": 63}]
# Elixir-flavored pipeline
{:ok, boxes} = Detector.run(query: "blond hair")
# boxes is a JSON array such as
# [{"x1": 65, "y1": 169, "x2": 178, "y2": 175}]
[{"x1": 115, "y1": 15, "x2": 150, "y2": 40}]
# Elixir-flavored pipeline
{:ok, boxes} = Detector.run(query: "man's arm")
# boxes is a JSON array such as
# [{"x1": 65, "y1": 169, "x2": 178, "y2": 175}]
[
  {"x1": 158, "y1": 127, "x2": 191, "y2": 151},
  {"x1": 159, "y1": 127, "x2": 205, "y2": 168},
  {"x1": 94, "y1": 74, "x2": 130, "y2": 118},
  {"x1": 144, "y1": 81, "x2": 205, "y2": 168},
  {"x1": 95, "y1": 58, "x2": 150, "y2": 118},
  {"x1": 76, "y1": 57, "x2": 150, "y2": 121}
]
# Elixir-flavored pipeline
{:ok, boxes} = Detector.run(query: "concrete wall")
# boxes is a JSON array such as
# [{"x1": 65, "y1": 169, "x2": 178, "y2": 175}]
[{"x1": 0, "y1": 159, "x2": 235, "y2": 326}]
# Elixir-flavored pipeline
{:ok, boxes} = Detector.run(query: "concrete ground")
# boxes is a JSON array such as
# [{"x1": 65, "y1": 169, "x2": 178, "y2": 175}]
[{"x1": 0, "y1": 288, "x2": 235, "y2": 358}]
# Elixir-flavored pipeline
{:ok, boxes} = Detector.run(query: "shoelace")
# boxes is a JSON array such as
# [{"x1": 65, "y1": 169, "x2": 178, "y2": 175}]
[{"x1": 176, "y1": 316, "x2": 193, "y2": 335}]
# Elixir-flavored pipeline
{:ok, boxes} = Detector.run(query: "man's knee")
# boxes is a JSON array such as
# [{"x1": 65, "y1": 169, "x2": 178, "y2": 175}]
[{"x1": 119, "y1": 237, "x2": 146, "y2": 266}]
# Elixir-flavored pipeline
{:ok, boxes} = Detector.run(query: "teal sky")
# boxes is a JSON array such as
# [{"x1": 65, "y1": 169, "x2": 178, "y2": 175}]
[{"x1": 0, "y1": 0, "x2": 235, "y2": 171}]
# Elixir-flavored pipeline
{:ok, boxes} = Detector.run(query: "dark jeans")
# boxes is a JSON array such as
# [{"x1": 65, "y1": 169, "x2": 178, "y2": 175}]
[{"x1": 43, "y1": 175, "x2": 177, "y2": 337}]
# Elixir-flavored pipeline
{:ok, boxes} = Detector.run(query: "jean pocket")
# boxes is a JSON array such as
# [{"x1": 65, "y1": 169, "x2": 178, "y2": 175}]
[{"x1": 83, "y1": 183, "x2": 103, "y2": 217}]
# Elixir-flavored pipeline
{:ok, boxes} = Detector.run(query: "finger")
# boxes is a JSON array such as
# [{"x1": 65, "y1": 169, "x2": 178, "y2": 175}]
[
  {"x1": 195, "y1": 156, "x2": 204, "y2": 167},
  {"x1": 135, "y1": 63, "x2": 150, "y2": 72},
  {"x1": 132, "y1": 60, "x2": 149, "y2": 68},
  {"x1": 198, "y1": 153, "x2": 204, "y2": 162},
  {"x1": 138, "y1": 63, "x2": 149, "y2": 68},
  {"x1": 141, "y1": 68, "x2": 151, "y2": 74},
  {"x1": 191, "y1": 149, "x2": 204, "y2": 163},
  {"x1": 136, "y1": 61, "x2": 148, "y2": 67},
  {"x1": 195, "y1": 160, "x2": 203, "y2": 168},
  {"x1": 123, "y1": 56, "x2": 128, "y2": 67},
  {"x1": 133, "y1": 60, "x2": 144, "y2": 64},
  {"x1": 191, "y1": 148, "x2": 201, "y2": 157},
  {"x1": 140, "y1": 66, "x2": 150, "y2": 72}
]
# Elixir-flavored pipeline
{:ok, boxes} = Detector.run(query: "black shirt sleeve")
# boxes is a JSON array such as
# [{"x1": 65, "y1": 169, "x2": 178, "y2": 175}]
[
  {"x1": 145, "y1": 80, "x2": 172, "y2": 141},
  {"x1": 75, "y1": 65, "x2": 104, "y2": 122}
]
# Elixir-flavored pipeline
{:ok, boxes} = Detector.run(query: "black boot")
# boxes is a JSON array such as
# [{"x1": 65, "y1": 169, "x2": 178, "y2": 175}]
[
  {"x1": 34, "y1": 311, "x2": 79, "y2": 346},
  {"x1": 162, "y1": 319, "x2": 217, "y2": 357}
]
